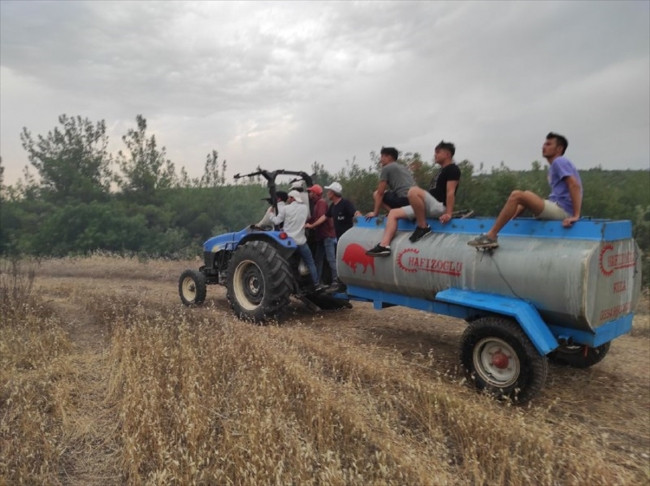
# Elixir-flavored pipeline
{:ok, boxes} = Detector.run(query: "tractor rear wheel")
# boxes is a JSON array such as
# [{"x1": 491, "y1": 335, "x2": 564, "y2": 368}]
[
  {"x1": 226, "y1": 240, "x2": 294, "y2": 323},
  {"x1": 179, "y1": 269, "x2": 207, "y2": 306},
  {"x1": 460, "y1": 317, "x2": 548, "y2": 404}
]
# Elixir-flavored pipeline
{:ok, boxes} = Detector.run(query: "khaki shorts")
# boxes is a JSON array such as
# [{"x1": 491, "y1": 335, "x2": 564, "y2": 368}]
[
  {"x1": 401, "y1": 191, "x2": 445, "y2": 219},
  {"x1": 537, "y1": 200, "x2": 570, "y2": 220}
]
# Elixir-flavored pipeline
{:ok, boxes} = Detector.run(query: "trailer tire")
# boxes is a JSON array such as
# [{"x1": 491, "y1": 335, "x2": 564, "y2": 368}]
[
  {"x1": 179, "y1": 269, "x2": 207, "y2": 306},
  {"x1": 460, "y1": 317, "x2": 548, "y2": 404},
  {"x1": 226, "y1": 240, "x2": 294, "y2": 323},
  {"x1": 548, "y1": 342, "x2": 611, "y2": 368}
]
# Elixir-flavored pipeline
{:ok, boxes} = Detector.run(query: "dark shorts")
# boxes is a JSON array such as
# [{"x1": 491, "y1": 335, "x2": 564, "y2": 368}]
[{"x1": 382, "y1": 191, "x2": 410, "y2": 209}]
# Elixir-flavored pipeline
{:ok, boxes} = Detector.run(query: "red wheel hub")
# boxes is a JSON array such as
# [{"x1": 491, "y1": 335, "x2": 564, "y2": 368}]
[{"x1": 491, "y1": 350, "x2": 509, "y2": 369}]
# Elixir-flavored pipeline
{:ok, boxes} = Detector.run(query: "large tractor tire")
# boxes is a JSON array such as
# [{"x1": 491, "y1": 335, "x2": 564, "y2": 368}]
[
  {"x1": 179, "y1": 269, "x2": 207, "y2": 306},
  {"x1": 460, "y1": 317, "x2": 548, "y2": 404},
  {"x1": 226, "y1": 240, "x2": 294, "y2": 323},
  {"x1": 548, "y1": 342, "x2": 611, "y2": 368}
]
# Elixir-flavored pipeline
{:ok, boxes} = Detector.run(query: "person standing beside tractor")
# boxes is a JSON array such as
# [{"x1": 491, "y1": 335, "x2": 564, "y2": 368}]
[
  {"x1": 468, "y1": 132, "x2": 582, "y2": 250},
  {"x1": 271, "y1": 190, "x2": 323, "y2": 292},
  {"x1": 306, "y1": 181, "x2": 357, "y2": 240},
  {"x1": 306, "y1": 181, "x2": 358, "y2": 292},
  {"x1": 366, "y1": 141, "x2": 460, "y2": 257},
  {"x1": 306, "y1": 184, "x2": 338, "y2": 284},
  {"x1": 365, "y1": 147, "x2": 415, "y2": 219}
]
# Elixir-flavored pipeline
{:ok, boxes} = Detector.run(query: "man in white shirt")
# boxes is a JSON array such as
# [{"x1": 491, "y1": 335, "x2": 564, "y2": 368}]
[{"x1": 271, "y1": 190, "x2": 323, "y2": 291}]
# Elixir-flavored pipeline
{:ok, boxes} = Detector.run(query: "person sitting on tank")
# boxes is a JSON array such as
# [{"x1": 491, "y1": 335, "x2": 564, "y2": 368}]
[
  {"x1": 270, "y1": 190, "x2": 325, "y2": 292},
  {"x1": 254, "y1": 190, "x2": 289, "y2": 230},
  {"x1": 366, "y1": 141, "x2": 460, "y2": 257},
  {"x1": 468, "y1": 132, "x2": 582, "y2": 250},
  {"x1": 364, "y1": 146, "x2": 414, "y2": 220}
]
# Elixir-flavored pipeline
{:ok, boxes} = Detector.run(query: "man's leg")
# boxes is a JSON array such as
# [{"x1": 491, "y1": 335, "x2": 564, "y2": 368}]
[
  {"x1": 366, "y1": 207, "x2": 409, "y2": 256},
  {"x1": 407, "y1": 186, "x2": 429, "y2": 229},
  {"x1": 323, "y1": 237, "x2": 338, "y2": 281},
  {"x1": 297, "y1": 244, "x2": 319, "y2": 286},
  {"x1": 380, "y1": 208, "x2": 408, "y2": 247},
  {"x1": 486, "y1": 190, "x2": 545, "y2": 239},
  {"x1": 314, "y1": 241, "x2": 325, "y2": 283}
]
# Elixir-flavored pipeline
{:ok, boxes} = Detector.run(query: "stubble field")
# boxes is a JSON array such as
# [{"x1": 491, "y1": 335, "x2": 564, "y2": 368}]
[{"x1": 1, "y1": 255, "x2": 649, "y2": 485}]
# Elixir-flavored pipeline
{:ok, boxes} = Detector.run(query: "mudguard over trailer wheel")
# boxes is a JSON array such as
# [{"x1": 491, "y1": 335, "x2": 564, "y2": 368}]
[
  {"x1": 548, "y1": 342, "x2": 611, "y2": 368},
  {"x1": 461, "y1": 317, "x2": 548, "y2": 404},
  {"x1": 179, "y1": 269, "x2": 207, "y2": 306},
  {"x1": 226, "y1": 240, "x2": 293, "y2": 323}
]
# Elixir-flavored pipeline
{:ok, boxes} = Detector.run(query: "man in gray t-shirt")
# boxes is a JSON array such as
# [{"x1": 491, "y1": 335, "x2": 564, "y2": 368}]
[{"x1": 365, "y1": 147, "x2": 415, "y2": 218}]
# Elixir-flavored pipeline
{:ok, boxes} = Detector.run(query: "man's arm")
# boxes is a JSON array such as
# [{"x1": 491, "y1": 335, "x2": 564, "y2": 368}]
[
  {"x1": 367, "y1": 180, "x2": 388, "y2": 217},
  {"x1": 270, "y1": 206, "x2": 286, "y2": 226},
  {"x1": 439, "y1": 180, "x2": 458, "y2": 224},
  {"x1": 563, "y1": 175, "x2": 582, "y2": 227},
  {"x1": 346, "y1": 200, "x2": 357, "y2": 216},
  {"x1": 256, "y1": 207, "x2": 274, "y2": 228},
  {"x1": 305, "y1": 214, "x2": 327, "y2": 229}
]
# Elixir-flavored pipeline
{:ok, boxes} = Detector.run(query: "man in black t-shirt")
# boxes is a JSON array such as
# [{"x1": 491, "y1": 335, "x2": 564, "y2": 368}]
[
  {"x1": 366, "y1": 141, "x2": 460, "y2": 257},
  {"x1": 406, "y1": 141, "x2": 461, "y2": 242}
]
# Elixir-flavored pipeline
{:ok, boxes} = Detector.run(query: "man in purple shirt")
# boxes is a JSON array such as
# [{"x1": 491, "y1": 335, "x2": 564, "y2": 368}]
[{"x1": 468, "y1": 132, "x2": 582, "y2": 250}]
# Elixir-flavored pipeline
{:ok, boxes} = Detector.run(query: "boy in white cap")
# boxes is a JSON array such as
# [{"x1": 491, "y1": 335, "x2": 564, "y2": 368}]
[{"x1": 271, "y1": 190, "x2": 323, "y2": 291}]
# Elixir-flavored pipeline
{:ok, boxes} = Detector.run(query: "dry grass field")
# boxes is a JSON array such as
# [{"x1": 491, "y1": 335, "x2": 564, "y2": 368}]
[{"x1": 1, "y1": 255, "x2": 649, "y2": 485}]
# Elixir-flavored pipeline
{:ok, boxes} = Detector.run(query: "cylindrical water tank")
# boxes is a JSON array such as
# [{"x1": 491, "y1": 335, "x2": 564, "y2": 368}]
[{"x1": 337, "y1": 218, "x2": 641, "y2": 333}]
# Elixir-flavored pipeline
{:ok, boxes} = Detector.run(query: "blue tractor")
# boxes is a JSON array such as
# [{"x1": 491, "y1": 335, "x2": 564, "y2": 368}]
[{"x1": 178, "y1": 169, "x2": 347, "y2": 322}]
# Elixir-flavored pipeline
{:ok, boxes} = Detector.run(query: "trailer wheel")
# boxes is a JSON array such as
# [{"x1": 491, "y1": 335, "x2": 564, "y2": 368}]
[
  {"x1": 460, "y1": 317, "x2": 548, "y2": 404},
  {"x1": 179, "y1": 269, "x2": 207, "y2": 306},
  {"x1": 226, "y1": 240, "x2": 294, "y2": 323},
  {"x1": 548, "y1": 342, "x2": 611, "y2": 368}
]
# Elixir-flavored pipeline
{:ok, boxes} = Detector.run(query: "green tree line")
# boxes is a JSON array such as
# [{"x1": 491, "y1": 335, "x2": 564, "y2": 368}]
[{"x1": 1, "y1": 114, "x2": 648, "y2": 283}]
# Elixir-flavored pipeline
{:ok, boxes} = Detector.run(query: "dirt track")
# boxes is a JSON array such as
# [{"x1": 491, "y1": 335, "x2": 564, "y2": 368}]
[{"x1": 24, "y1": 258, "x2": 650, "y2": 484}]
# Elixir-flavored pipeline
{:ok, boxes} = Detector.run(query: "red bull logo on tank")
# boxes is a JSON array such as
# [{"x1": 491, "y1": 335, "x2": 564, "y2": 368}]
[{"x1": 342, "y1": 243, "x2": 376, "y2": 275}]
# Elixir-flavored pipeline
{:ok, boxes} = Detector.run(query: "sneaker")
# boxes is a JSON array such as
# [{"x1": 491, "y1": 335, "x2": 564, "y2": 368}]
[
  {"x1": 326, "y1": 280, "x2": 347, "y2": 294},
  {"x1": 312, "y1": 284, "x2": 327, "y2": 293},
  {"x1": 409, "y1": 225, "x2": 431, "y2": 243},
  {"x1": 365, "y1": 244, "x2": 391, "y2": 257},
  {"x1": 467, "y1": 234, "x2": 499, "y2": 249}
]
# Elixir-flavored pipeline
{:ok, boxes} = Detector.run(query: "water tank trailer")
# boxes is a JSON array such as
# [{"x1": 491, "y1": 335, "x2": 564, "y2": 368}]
[{"x1": 336, "y1": 216, "x2": 641, "y2": 403}]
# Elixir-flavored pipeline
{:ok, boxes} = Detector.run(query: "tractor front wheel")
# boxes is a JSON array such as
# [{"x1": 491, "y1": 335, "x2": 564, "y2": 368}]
[{"x1": 179, "y1": 269, "x2": 207, "y2": 306}]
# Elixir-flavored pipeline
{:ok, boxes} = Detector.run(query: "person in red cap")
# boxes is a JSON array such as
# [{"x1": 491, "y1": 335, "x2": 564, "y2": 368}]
[{"x1": 306, "y1": 184, "x2": 338, "y2": 285}]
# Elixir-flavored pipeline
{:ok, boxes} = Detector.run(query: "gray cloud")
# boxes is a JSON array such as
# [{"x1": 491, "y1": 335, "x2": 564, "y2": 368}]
[{"x1": 1, "y1": 1, "x2": 648, "y2": 185}]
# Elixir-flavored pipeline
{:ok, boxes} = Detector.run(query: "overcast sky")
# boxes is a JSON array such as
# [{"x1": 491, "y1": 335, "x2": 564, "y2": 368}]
[{"x1": 1, "y1": 1, "x2": 649, "y2": 186}]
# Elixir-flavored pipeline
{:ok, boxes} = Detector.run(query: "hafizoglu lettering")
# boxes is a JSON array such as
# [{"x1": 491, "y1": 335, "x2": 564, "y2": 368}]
[
  {"x1": 599, "y1": 244, "x2": 636, "y2": 276},
  {"x1": 397, "y1": 248, "x2": 462, "y2": 276}
]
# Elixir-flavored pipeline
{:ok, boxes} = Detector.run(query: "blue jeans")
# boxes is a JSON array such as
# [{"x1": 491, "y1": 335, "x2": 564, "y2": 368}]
[
  {"x1": 297, "y1": 244, "x2": 319, "y2": 286},
  {"x1": 315, "y1": 237, "x2": 338, "y2": 283}
]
